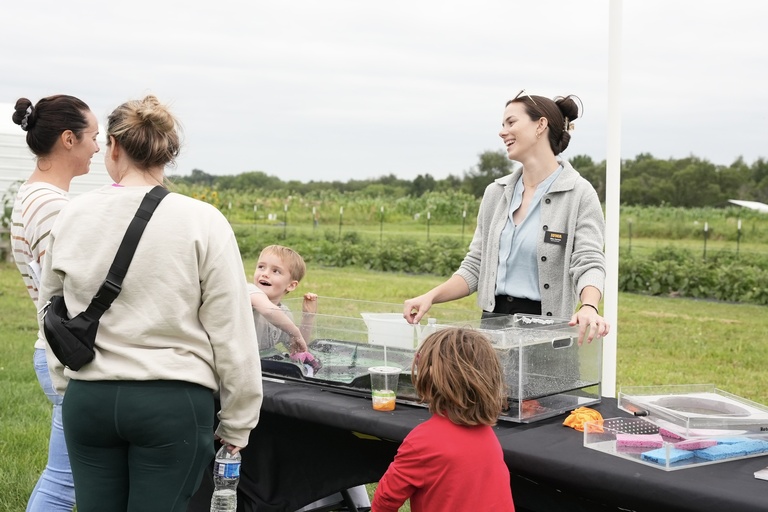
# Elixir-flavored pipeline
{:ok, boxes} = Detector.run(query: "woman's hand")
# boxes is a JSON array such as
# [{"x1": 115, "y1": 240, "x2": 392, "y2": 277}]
[
  {"x1": 403, "y1": 294, "x2": 433, "y2": 325},
  {"x1": 214, "y1": 436, "x2": 243, "y2": 455},
  {"x1": 403, "y1": 276, "x2": 470, "y2": 324},
  {"x1": 569, "y1": 305, "x2": 610, "y2": 345}
]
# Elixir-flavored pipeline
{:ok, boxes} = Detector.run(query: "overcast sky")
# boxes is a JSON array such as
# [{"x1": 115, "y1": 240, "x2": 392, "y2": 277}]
[{"x1": 2, "y1": 1, "x2": 767, "y2": 182}]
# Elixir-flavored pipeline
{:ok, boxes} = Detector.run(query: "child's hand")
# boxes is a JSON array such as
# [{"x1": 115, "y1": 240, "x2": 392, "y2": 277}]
[
  {"x1": 302, "y1": 293, "x2": 318, "y2": 315},
  {"x1": 290, "y1": 334, "x2": 308, "y2": 354}
]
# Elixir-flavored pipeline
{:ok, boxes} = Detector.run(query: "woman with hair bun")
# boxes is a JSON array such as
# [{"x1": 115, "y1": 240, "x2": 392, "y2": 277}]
[
  {"x1": 10, "y1": 94, "x2": 99, "y2": 512},
  {"x1": 37, "y1": 95, "x2": 263, "y2": 511},
  {"x1": 404, "y1": 91, "x2": 610, "y2": 343}
]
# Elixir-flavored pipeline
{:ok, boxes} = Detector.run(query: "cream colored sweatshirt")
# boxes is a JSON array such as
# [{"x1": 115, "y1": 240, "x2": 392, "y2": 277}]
[{"x1": 38, "y1": 185, "x2": 263, "y2": 447}]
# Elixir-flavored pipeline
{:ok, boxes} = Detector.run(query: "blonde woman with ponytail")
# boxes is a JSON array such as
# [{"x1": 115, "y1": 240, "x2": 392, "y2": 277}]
[{"x1": 37, "y1": 95, "x2": 263, "y2": 512}]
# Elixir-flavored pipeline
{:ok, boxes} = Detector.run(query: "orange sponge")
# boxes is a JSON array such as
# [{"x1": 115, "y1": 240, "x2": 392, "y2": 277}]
[{"x1": 563, "y1": 406, "x2": 604, "y2": 432}]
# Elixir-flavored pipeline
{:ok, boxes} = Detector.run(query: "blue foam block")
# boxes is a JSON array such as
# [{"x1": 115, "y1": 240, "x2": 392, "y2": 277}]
[
  {"x1": 641, "y1": 447, "x2": 694, "y2": 465},
  {"x1": 695, "y1": 444, "x2": 747, "y2": 461},
  {"x1": 732, "y1": 439, "x2": 768, "y2": 455}
]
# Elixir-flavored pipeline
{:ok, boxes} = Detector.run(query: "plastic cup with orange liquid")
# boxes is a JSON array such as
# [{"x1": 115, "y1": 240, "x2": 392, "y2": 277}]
[{"x1": 369, "y1": 366, "x2": 401, "y2": 411}]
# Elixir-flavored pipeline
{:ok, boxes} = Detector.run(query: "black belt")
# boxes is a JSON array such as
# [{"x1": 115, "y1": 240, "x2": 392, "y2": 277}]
[
  {"x1": 496, "y1": 295, "x2": 540, "y2": 304},
  {"x1": 490, "y1": 295, "x2": 542, "y2": 316}
]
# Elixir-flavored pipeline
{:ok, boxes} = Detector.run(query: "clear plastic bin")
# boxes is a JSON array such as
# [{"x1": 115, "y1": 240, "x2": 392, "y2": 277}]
[
  {"x1": 266, "y1": 298, "x2": 602, "y2": 423},
  {"x1": 443, "y1": 313, "x2": 602, "y2": 422}
]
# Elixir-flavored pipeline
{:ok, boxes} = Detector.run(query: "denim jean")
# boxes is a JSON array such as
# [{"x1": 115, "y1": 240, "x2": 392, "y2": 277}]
[{"x1": 27, "y1": 348, "x2": 76, "y2": 511}]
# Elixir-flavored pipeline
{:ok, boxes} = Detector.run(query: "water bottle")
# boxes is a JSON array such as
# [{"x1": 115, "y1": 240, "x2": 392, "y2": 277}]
[
  {"x1": 419, "y1": 317, "x2": 438, "y2": 343},
  {"x1": 210, "y1": 444, "x2": 241, "y2": 512}
]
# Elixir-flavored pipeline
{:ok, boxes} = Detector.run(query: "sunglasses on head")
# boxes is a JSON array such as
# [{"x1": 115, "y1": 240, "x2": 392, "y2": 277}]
[{"x1": 513, "y1": 89, "x2": 538, "y2": 106}]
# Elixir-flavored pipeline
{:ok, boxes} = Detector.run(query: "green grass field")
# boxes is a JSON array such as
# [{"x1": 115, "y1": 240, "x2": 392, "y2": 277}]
[{"x1": 2, "y1": 260, "x2": 768, "y2": 511}]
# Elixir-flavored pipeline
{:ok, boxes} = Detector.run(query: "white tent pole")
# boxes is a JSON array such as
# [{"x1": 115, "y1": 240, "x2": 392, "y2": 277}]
[{"x1": 603, "y1": 0, "x2": 623, "y2": 398}]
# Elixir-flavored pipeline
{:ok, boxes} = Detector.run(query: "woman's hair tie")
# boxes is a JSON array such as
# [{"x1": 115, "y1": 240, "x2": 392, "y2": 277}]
[{"x1": 20, "y1": 106, "x2": 33, "y2": 131}]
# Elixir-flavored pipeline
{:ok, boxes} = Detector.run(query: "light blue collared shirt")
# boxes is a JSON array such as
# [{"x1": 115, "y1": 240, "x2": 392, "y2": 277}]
[{"x1": 495, "y1": 166, "x2": 563, "y2": 299}]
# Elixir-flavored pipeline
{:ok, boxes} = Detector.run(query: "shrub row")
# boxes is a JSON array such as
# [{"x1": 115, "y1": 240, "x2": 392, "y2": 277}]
[
  {"x1": 235, "y1": 228, "x2": 468, "y2": 277},
  {"x1": 234, "y1": 227, "x2": 768, "y2": 306},
  {"x1": 619, "y1": 248, "x2": 768, "y2": 305}
]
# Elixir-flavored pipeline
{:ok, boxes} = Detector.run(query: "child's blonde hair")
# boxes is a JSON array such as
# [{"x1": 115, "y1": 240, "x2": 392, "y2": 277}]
[
  {"x1": 412, "y1": 327, "x2": 506, "y2": 426},
  {"x1": 258, "y1": 245, "x2": 307, "y2": 282}
]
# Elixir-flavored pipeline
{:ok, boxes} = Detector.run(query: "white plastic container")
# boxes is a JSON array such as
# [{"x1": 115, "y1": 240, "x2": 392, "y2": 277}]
[{"x1": 361, "y1": 313, "x2": 416, "y2": 349}]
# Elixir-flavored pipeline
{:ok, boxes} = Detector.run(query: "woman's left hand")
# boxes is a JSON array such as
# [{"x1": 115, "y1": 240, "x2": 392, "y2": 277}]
[{"x1": 569, "y1": 306, "x2": 610, "y2": 345}]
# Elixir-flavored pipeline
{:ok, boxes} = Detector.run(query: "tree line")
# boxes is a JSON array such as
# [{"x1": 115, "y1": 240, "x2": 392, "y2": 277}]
[{"x1": 170, "y1": 151, "x2": 768, "y2": 208}]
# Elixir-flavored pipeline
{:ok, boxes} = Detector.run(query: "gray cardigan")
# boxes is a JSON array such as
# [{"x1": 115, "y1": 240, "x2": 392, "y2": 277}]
[{"x1": 455, "y1": 159, "x2": 606, "y2": 318}]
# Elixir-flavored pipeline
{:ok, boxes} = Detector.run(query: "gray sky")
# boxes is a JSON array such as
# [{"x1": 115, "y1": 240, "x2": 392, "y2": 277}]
[{"x1": 2, "y1": 0, "x2": 767, "y2": 182}]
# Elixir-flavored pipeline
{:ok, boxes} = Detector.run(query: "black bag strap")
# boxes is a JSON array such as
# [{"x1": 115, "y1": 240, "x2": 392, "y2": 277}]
[{"x1": 84, "y1": 186, "x2": 169, "y2": 319}]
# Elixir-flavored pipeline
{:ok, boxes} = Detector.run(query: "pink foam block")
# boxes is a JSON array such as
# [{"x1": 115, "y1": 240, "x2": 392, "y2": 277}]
[
  {"x1": 674, "y1": 439, "x2": 718, "y2": 451},
  {"x1": 616, "y1": 433, "x2": 664, "y2": 448},
  {"x1": 659, "y1": 427, "x2": 686, "y2": 441}
]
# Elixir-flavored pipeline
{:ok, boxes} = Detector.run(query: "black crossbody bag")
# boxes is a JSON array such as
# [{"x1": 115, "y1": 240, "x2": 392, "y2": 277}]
[{"x1": 42, "y1": 186, "x2": 169, "y2": 371}]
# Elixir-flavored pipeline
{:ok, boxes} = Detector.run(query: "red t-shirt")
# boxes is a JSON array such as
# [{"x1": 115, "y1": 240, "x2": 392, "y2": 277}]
[{"x1": 372, "y1": 414, "x2": 515, "y2": 512}]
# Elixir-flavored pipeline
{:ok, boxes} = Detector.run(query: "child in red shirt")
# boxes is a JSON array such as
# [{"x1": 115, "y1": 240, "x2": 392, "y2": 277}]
[{"x1": 372, "y1": 327, "x2": 515, "y2": 512}]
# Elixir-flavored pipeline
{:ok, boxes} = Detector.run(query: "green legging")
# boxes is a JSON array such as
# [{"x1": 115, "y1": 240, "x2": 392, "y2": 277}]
[{"x1": 62, "y1": 379, "x2": 215, "y2": 512}]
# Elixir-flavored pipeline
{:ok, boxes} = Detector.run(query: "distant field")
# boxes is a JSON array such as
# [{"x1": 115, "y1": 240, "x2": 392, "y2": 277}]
[{"x1": 620, "y1": 236, "x2": 768, "y2": 258}]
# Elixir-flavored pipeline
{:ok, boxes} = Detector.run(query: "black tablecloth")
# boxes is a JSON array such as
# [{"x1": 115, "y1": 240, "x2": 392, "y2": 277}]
[{"x1": 189, "y1": 377, "x2": 768, "y2": 512}]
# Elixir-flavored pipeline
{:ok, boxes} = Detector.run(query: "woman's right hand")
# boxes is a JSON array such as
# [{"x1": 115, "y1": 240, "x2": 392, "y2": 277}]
[
  {"x1": 404, "y1": 276, "x2": 470, "y2": 324},
  {"x1": 403, "y1": 295, "x2": 433, "y2": 325},
  {"x1": 215, "y1": 437, "x2": 243, "y2": 455}
]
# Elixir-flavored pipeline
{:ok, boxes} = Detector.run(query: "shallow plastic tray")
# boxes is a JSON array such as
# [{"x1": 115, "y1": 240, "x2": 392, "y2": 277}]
[{"x1": 584, "y1": 416, "x2": 768, "y2": 471}]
